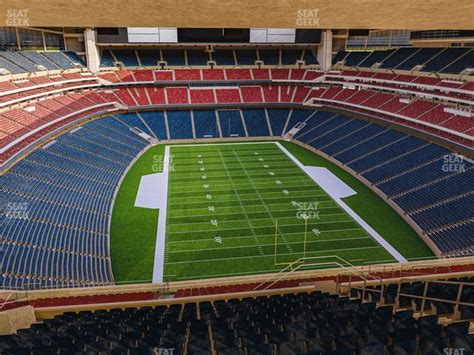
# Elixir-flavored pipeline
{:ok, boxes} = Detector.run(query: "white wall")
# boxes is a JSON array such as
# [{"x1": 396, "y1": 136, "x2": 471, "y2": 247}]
[
  {"x1": 127, "y1": 27, "x2": 178, "y2": 43},
  {"x1": 250, "y1": 28, "x2": 296, "y2": 43}
]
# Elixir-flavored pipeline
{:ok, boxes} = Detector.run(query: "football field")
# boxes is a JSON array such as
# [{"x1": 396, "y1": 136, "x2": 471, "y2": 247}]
[{"x1": 163, "y1": 142, "x2": 395, "y2": 281}]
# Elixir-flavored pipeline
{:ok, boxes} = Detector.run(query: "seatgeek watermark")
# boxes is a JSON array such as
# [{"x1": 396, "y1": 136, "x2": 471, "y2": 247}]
[
  {"x1": 443, "y1": 348, "x2": 466, "y2": 355},
  {"x1": 292, "y1": 201, "x2": 321, "y2": 220},
  {"x1": 296, "y1": 9, "x2": 320, "y2": 27},
  {"x1": 442, "y1": 153, "x2": 467, "y2": 173},
  {"x1": 4, "y1": 202, "x2": 29, "y2": 221},
  {"x1": 5, "y1": 9, "x2": 29, "y2": 26},
  {"x1": 152, "y1": 348, "x2": 175, "y2": 355},
  {"x1": 152, "y1": 154, "x2": 175, "y2": 173}
]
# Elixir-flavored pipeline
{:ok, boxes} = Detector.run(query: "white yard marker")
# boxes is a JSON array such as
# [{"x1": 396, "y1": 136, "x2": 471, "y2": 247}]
[
  {"x1": 276, "y1": 180, "x2": 282, "y2": 185},
  {"x1": 200, "y1": 167, "x2": 205, "y2": 171},
  {"x1": 203, "y1": 184, "x2": 209, "y2": 189},
  {"x1": 208, "y1": 206, "x2": 215, "y2": 212},
  {"x1": 258, "y1": 158, "x2": 264, "y2": 161},
  {"x1": 269, "y1": 172, "x2": 275, "y2": 176},
  {"x1": 215, "y1": 236, "x2": 223, "y2": 244},
  {"x1": 206, "y1": 194, "x2": 212, "y2": 200},
  {"x1": 211, "y1": 219, "x2": 219, "y2": 226},
  {"x1": 283, "y1": 190, "x2": 289, "y2": 195},
  {"x1": 202, "y1": 175, "x2": 207, "y2": 179},
  {"x1": 263, "y1": 164, "x2": 269, "y2": 168}
]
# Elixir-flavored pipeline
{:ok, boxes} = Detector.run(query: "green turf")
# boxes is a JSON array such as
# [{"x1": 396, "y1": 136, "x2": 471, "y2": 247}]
[
  {"x1": 111, "y1": 140, "x2": 434, "y2": 284},
  {"x1": 163, "y1": 142, "x2": 397, "y2": 281},
  {"x1": 279, "y1": 141, "x2": 434, "y2": 261},
  {"x1": 110, "y1": 145, "x2": 164, "y2": 283}
]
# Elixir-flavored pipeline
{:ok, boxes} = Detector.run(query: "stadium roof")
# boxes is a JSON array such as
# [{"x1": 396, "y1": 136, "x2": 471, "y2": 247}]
[{"x1": 1, "y1": 0, "x2": 473, "y2": 30}]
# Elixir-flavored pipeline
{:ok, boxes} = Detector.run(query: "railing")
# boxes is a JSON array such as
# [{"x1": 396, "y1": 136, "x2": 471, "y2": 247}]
[
  {"x1": 252, "y1": 255, "x2": 373, "y2": 291},
  {"x1": 339, "y1": 274, "x2": 474, "y2": 320},
  {"x1": 0, "y1": 290, "x2": 32, "y2": 312}
]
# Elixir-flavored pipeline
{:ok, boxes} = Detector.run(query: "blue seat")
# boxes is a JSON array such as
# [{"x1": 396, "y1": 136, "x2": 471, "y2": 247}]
[{"x1": 218, "y1": 110, "x2": 246, "y2": 137}]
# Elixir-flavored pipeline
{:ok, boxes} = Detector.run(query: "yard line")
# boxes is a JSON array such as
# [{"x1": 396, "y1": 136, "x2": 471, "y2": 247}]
[
  {"x1": 232, "y1": 148, "x2": 296, "y2": 254},
  {"x1": 217, "y1": 148, "x2": 265, "y2": 256},
  {"x1": 169, "y1": 184, "x2": 320, "y2": 195},
  {"x1": 167, "y1": 212, "x2": 348, "y2": 227},
  {"x1": 172, "y1": 159, "x2": 295, "y2": 167},
  {"x1": 168, "y1": 201, "x2": 338, "y2": 214},
  {"x1": 167, "y1": 218, "x2": 357, "y2": 236},
  {"x1": 166, "y1": 236, "x2": 377, "y2": 253},
  {"x1": 165, "y1": 245, "x2": 386, "y2": 265},
  {"x1": 166, "y1": 228, "x2": 365, "y2": 243},
  {"x1": 168, "y1": 194, "x2": 332, "y2": 206},
  {"x1": 167, "y1": 205, "x2": 340, "y2": 219},
  {"x1": 165, "y1": 262, "x2": 349, "y2": 280},
  {"x1": 168, "y1": 178, "x2": 317, "y2": 189}
]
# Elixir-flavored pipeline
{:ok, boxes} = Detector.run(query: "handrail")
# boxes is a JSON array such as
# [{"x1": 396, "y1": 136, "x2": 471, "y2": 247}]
[
  {"x1": 0, "y1": 292, "x2": 15, "y2": 311},
  {"x1": 342, "y1": 277, "x2": 473, "y2": 319},
  {"x1": 253, "y1": 255, "x2": 367, "y2": 291}
]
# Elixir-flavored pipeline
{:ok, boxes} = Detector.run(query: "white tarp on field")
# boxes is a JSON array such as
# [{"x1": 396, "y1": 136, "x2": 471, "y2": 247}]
[
  {"x1": 303, "y1": 166, "x2": 356, "y2": 199},
  {"x1": 134, "y1": 173, "x2": 166, "y2": 209}
]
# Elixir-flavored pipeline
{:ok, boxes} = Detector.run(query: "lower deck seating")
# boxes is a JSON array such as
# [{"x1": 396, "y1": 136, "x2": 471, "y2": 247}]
[
  {"x1": 1, "y1": 107, "x2": 472, "y2": 291},
  {"x1": 242, "y1": 109, "x2": 271, "y2": 137},
  {"x1": 166, "y1": 110, "x2": 193, "y2": 139},
  {"x1": 138, "y1": 111, "x2": 168, "y2": 140},
  {"x1": 193, "y1": 110, "x2": 219, "y2": 138},
  {"x1": 0, "y1": 116, "x2": 148, "y2": 289},
  {"x1": 218, "y1": 110, "x2": 246, "y2": 138},
  {"x1": 295, "y1": 111, "x2": 473, "y2": 255}
]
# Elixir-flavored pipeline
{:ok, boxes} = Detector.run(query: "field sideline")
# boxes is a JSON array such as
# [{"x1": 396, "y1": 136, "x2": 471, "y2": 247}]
[{"x1": 110, "y1": 141, "x2": 434, "y2": 284}]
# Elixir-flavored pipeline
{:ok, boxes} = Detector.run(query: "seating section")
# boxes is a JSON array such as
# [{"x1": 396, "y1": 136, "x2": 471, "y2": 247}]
[
  {"x1": 212, "y1": 49, "x2": 236, "y2": 66},
  {"x1": 218, "y1": 110, "x2": 246, "y2": 137},
  {"x1": 242, "y1": 109, "x2": 270, "y2": 137},
  {"x1": 139, "y1": 111, "x2": 168, "y2": 140},
  {"x1": 0, "y1": 105, "x2": 472, "y2": 289},
  {"x1": 266, "y1": 109, "x2": 291, "y2": 136},
  {"x1": 0, "y1": 91, "x2": 115, "y2": 165},
  {"x1": 0, "y1": 45, "x2": 472, "y2": 259},
  {"x1": 1, "y1": 70, "x2": 471, "y2": 167},
  {"x1": 0, "y1": 116, "x2": 148, "y2": 289},
  {"x1": 162, "y1": 49, "x2": 186, "y2": 66},
  {"x1": 0, "y1": 51, "x2": 84, "y2": 74},
  {"x1": 112, "y1": 50, "x2": 139, "y2": 67},
  {"x1": 166, "y1": 110, "x2": 193, "y2": 139},
  {"x1": 296, "y1": 111, "x2": 473, "y2": 255},
  {"x1": 324, "y1": 70, "x2": 474, "y2": 104},
  {"x1": 0, "y1": 288, "x2": 472, "y2": 354},
  {"x1": 193, "y1": 110, "x2": 219, "y2": 138},
  {"x1": 309, "y1": 86, "x2": 473, "y2": 147},
  {"x1": 98, "y1": 48, "x2": 318, "y2": 68},
  {"x1": 334, "y1": 47, "x2": 474, "y2": 74}
]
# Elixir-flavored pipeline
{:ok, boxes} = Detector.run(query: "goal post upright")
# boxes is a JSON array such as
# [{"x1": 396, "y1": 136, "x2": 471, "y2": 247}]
[
  {"x1": 303, "y1": 216, "x2": 308, "y2": 260},
  {"x1": 274, "y1": 217, "x2": 309, "y2": 266},
  {"x1": 274, "y1": 218, "x2": 278, "y2": 266}
]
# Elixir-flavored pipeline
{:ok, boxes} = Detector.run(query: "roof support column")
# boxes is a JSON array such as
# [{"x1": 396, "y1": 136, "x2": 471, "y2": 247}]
[
  {"x1": 84, "y1": 28, "x2": 100, "y2": 73},
  {"x1": 317, "y1": 29, "x2": 333, "y2": 71}
]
